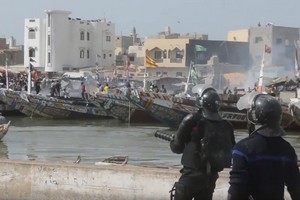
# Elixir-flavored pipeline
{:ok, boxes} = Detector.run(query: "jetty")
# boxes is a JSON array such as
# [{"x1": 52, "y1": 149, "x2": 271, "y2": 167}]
[{"x1": 0, "y1": 159, "x2": 293, "y2": 200}]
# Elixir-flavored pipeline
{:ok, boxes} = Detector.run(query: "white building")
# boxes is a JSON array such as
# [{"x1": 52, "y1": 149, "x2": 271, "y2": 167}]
[{"x1": 24, "y1": 10, "x2": 115, "y2": 72}]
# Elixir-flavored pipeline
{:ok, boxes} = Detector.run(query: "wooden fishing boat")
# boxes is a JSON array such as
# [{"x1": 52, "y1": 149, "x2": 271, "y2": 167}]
[
  {"x1": 128, "y1": 89, "x2": 295, "y2": 129},
  {"x1": 128, "y1": 90, "x2": 197, "y2": 129},
  {"x1": 0, "y1": 89, "x2": 110, "y2": 119},
  {"x1": 0, "y1": 120, "x2": 10, "y2": 140},
  {"x1": 92, "y1": 92, "x2": 136, "y2": 122},
  {"x1": 95, "y1": 155, "x2": 129, "y2": 166}
]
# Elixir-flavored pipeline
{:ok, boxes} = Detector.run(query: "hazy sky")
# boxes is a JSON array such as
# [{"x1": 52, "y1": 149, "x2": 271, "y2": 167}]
[{"x1": 1, "y1": 0, "x2": 300, "y2": 44}]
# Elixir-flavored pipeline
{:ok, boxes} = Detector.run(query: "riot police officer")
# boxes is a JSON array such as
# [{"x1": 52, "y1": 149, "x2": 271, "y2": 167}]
[
  {"x1": 170, "y1": 85, "x2": 235, "y2": 200},
  {"x1": 228, "y1": 94, "x2": 300, "y2": 200}
]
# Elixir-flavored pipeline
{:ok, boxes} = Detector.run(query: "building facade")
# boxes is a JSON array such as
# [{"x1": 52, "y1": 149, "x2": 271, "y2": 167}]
[
  {"x1": 249, "y1": 25, "x2": 299, "y2": 77},
  {"x1": 24, "y1": 10, "x2": 115, "y2": 73},
  {"x1": 0, "y1": 37, "x2": 24, "y2": 67},
  {"x1": 144, "y1": 37, "x2": 249, "y2": 79}
]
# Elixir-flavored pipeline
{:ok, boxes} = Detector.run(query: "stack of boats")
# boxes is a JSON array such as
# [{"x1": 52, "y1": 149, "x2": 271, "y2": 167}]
[{"x1": 0, "y1": 80, "x2": 299, "y2": 130}]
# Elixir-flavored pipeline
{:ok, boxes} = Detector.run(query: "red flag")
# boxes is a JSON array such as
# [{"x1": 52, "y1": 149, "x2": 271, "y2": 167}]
[{"x1": 265, "y1": 45, "x2": 271, "y2": 54}]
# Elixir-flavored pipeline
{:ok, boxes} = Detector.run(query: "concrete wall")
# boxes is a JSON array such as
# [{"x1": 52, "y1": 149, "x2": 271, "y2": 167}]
[{"x1": 0, "y1": 159, "x2": 292, "y2": 200}]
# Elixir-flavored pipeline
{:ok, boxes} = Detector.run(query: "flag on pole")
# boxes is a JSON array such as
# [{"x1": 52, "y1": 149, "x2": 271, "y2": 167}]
[
  {"x1": 190, "y1": 63, "x2": 200, "y2": 85},
  {"x1": 145, "y1": 54, "x2": 158, "y2": 68},
  {"x1": 264, "y1": 45, "x2": 271, "y2": 54},
  {"x1": 195, "y1": 45, "x2": 207, "y2": 52},
  {"x1": 295, "y1": 44, "x2": 300, "y2": 80}
]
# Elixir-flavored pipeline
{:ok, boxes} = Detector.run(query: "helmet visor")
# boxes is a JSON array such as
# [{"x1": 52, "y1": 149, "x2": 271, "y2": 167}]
[
  {"x1": 237, "y1": 91, "x2": 260, "y2": 110},
  {"x1": 192, "y1": 84, "x2": 215, "y2": 97}
]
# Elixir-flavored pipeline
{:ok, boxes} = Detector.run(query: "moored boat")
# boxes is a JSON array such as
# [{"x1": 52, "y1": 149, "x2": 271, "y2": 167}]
[
  {"x1": 0, "y1": 120, "x2": 10, "y2": 140},
  {"x1": 0, "y1": 89, "x2": 111, "y2": 119},
  {"x1": 128, "y1": 88, "x2": 296, "y2": 130}
]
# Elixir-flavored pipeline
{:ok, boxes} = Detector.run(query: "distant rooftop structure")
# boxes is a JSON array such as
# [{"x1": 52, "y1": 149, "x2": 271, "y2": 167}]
[{"x1": 149, "y1": 26, "x2": 208, "y2": 40}]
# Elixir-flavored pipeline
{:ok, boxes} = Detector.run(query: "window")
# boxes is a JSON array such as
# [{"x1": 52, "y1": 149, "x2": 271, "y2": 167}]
[
  {"x1": 276, "y1": 38, "x2": 282, "y2": 44},
  {"x1": 28, "y1": 29, "x2": 36, "y2": 39},
  {"x1": 106, "y1": 35, "x2": 111, "y2": 42},
  {"x1": 154, "y1": 51, "x2": 162, "y2": 59},
  {"x1": 156, "y1": 72, "x2": 161, "y2": 76},
  {"x1": 254, "y1": 36, "x2": 263, "y2": 43},
  {"x1": 80, "y1": 31, "x2": 84, "y2": 40},
  {"x1": 87, "y1": 32, "x2": 90, "y2": 41},
  {"x1": 48, "y1": 35, "x2": 50, "y2": 46},
  {"x1": 80, "y1": 50, "x2": 84, "y2": 58},
  {"x1": 47, "y1": 14, "x2": 51, "y2": 27},
  {"x1": 285, "y1": 39, "x2": 290, "y2": 46},
  {"x1": 103, "y1": 54, "x2": 106, "y2": 59},
  {"x1": 176, "y1": 72, "x2": 183, "y2": 77},
  {"x1": 110, "y1": 54, "x2": 113, "y2": 58},
  {"x1": 29, "y1": 48, "x2": 35, "y2": 57},
  {"x1": 176, "y1": 50, "x2": 183, "y2": 59},
  {"x1": 48, "y1": 52, "x2": 51, "y2": 63},
  {"x1": 87, "y1": 50, "x2": 90, "y2": 59}
]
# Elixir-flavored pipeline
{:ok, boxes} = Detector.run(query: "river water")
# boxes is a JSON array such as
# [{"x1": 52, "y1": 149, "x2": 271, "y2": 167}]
[{"x1": 1, "y1": 116, "x2": 300, "y2": 168}]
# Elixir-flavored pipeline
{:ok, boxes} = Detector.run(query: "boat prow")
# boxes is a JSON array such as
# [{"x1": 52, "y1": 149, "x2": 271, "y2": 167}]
[
  {"x1": 0, "y1": 120, "x2": 10, "y2": 140},
  {"x1": 95, "y1": 155, "x2": 129, "y2": 166}
]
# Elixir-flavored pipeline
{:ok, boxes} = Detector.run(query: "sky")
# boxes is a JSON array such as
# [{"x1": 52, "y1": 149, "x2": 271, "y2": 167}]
[{"x1": 1, "y1": 0, "x2": 300, "y2": 45}]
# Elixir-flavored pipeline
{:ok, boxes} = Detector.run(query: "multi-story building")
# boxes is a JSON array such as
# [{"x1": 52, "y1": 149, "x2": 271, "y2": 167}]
[
  {"x1": 249, "y1": 25, "x2": 299, "y2": 78},
  {"x1": 24, "y1": 10, "x2": 115, "y2": 73},
  {"x1": 0, "y1": 37, "x2": 24, "y2": 67},
  {"x1": 226, "y1": 24, "x2": 300, "y2": 87},
  {"x1": 143, "y1": 37, "x2": 249, "y2": 81}
]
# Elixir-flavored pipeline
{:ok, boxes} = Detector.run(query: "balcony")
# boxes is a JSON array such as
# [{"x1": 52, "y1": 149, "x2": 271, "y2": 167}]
[{"x1": 170, "y1": 58, "x2": 183, "y2": 63}]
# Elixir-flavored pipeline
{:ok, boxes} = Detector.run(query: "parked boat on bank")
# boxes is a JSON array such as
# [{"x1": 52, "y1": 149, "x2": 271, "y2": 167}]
[
  {"x1": 128, "y1": 88, "x2": 296, "y2": 130},
  {"x1": 92, "y1": 92, "x2": 136, "y2": 122},
  {"x1": 0, "y1": 122, "x2": 10, "y2": 140},
  {"x1": 0, "y1": 89, "x2": 111, "y2": 119}
]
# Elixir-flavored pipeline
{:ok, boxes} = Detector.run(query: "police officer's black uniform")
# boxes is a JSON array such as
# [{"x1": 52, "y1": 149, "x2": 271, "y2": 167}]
[
  {"x1": 228, "y1": 94, "x2": 300, "y2": 200},
  {"x1": 170, "y1": 85, "x2": 235, "y2": 200}
]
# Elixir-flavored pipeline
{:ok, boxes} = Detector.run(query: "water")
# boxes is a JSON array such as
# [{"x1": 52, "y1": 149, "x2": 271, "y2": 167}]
[{"x1": 1, "y1": 116, "x2": 300, "y2": 167}]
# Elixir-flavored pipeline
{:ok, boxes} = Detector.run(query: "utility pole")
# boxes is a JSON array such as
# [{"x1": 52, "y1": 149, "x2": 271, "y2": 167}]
[
  {"x1": 5, "y1": 53, "x2": 8, "y2": 90},
  {"x1": 28, "y1": 57, "x2": 35, "y2": 94}
]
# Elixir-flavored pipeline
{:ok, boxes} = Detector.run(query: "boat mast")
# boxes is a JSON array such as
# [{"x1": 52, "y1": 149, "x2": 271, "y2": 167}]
[{"x1": 184, "y1": 61, "x2": 193, "y2": 94}]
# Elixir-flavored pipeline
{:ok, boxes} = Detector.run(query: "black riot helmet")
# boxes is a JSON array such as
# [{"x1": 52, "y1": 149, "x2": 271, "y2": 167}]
[
  {"x1": 248, "y1": 94, "x2": 282, "y2": 125},
  {"x1": 192, "y1": 84, "x2": 222, "y2": 121}
]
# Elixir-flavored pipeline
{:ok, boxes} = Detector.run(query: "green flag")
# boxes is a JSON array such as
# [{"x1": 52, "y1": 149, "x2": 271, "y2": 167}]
[
  {"x1": 195, "y1": 45, "x2": 207, "y2": 52},
  {"x1": 190, "y1": 63, "x2": 201, "y2": 85}
]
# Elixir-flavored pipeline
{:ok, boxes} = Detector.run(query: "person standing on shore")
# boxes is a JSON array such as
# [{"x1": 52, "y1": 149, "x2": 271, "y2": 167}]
[
  {"x1": 228, "y1": 94, "x2": 300, "y2": 200},
  {"x1": 81, "y1": 82, "x2": 87, "y2": 100},
  {"x1": 103, "y1": 83, "x2": 109, "y2": 94}
]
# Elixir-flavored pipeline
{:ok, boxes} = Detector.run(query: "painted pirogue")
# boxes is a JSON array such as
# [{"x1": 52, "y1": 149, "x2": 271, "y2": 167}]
[
  {"x1": 128, "y1": 89, "x2": 295, "y2": 130},
  {"x1": 0, "y1": 89, "x2": 110, "y2": 119}
]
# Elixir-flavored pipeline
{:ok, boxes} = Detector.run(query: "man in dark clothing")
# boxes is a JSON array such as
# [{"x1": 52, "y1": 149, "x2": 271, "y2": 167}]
[
  {"x1": 35, "y1": 81, "x2": 41, "y2": 94},
  {"x1": 161, "y1": 84, "x2": 167, "y2": 93},
  {"x1": 228, "y1": 94, "x2": 300, "y2": 200},
  {"x1": 170, "y1": 85, "x2": 235, "y2": 200}
]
